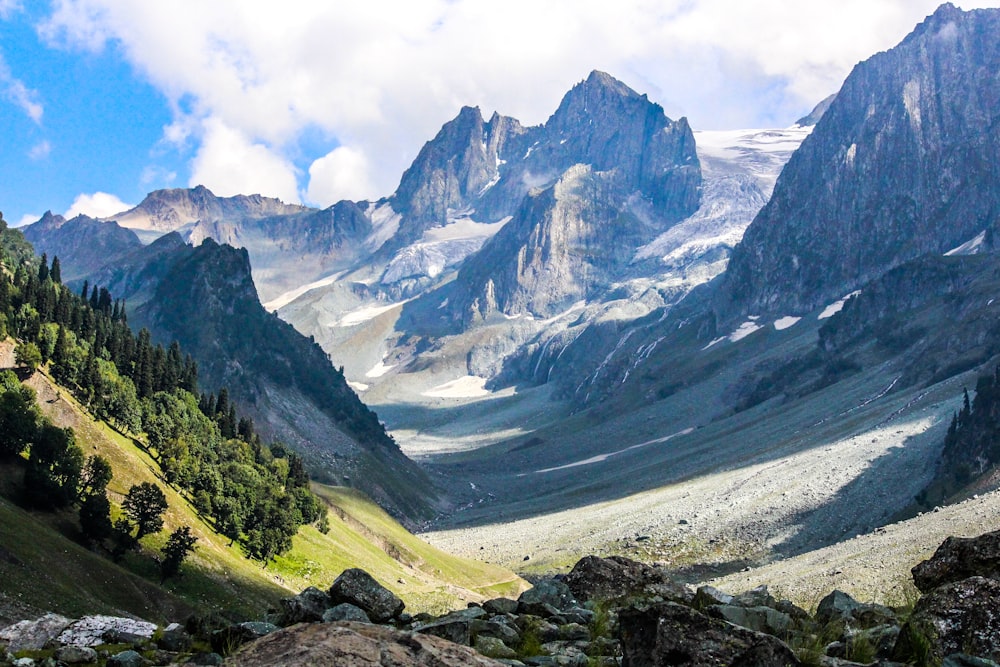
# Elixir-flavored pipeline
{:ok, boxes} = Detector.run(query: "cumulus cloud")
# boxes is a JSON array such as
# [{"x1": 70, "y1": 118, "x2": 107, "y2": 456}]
[
  {"x1": 0, "y1": 0, "x2": 21, "y2": 19},
  {"x1": 306, "y1": 146, "x2": 376, "y2": 207},
  {"x1": 189, "y1": 117, "x2": 300, "y2": 202},
  {"x1": 65, "y1": 191, "x2": 132, "y2": 218},
  {"x1": 14, "y1": 213, "x2": 41, "y2": 228},
  {"x1": 37, "y1": 0, "x2": 1000, "y2": 203}
]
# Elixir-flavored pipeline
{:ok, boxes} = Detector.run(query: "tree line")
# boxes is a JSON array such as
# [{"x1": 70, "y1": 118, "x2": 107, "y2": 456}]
[{"x1": 0, "y1": 218, "x2": 325, "y2": 570}]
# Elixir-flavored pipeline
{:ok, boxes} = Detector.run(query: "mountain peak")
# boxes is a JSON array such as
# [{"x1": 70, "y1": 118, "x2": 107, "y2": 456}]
[{"x1": 582, "y1": 70, "x2": 639, "y2": 98}]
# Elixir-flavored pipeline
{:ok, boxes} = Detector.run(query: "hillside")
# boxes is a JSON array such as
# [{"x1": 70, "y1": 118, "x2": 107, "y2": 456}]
[{"x1": 0, "y1": 339, "x2": 526, "y2": 626}]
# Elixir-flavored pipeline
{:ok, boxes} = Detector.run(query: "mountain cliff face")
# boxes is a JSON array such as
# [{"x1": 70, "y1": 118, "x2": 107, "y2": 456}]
[{"x1": 722, "y1": 3, "x2": 1000, "y2": 319}]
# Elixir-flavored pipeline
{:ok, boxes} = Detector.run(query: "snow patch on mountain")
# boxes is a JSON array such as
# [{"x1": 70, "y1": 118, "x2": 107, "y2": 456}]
[
  {"x1": 365, "y1": 202, "x2": 402, "y2": 252},
  {"x1": 945, "y1": 230, "x2": 986, "y2": 256},
  {"x1": 819, "y1": 291, "x2": 861, "y2": 320},
  {"x1": 774, "y1": 316, "x2": 801, "y2": 330},
  {"x1": 264, "y1": 271, "x2": 347, "y2": 311},
  {"x1": 422, "y1": 376, "x2": 491, "y2": 398}
]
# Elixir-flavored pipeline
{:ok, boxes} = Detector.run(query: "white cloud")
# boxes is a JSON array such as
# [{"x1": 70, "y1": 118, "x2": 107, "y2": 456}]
[
  {"x1": 37, "y1": 0, "x2": 1000, "y2": 203},
  {"x1": 0, "y1": 52, "x2": 43, "y2": 123},
  {"x1": 306, "y1": 146, "x2": 375, "y2": 206},
  {"x1": 0, "y1": 0, "x2": 22, "y2": 19},
  {"x1": 28, "y1": 140, "x2": 51, "y2": 160},
  {"x1": 65, "y1": 191, "x2": 132, "y2": 218},
  {"x1": 189, "y1": 117, "x2": 300, "y2": 203}
]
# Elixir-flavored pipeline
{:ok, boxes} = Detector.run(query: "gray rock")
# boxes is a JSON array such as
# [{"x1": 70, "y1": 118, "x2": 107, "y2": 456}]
[
  {"x1": 483, "y1": 598, "x2": 520, "y2": 616},
  {"x1": 942, "y1": 654, "x2": 1000, "y2": 667},
  {"x1": 619, "y1": 601, "x2": 802, "y2": 666},
  {"x1": 693, "y1": 584, "x2": 734, "y2": 608},
  {"x1": 328, "y1": 568, "x2": 405, "y2": 623},
  {"x1": 519, "y1": 579, "x2": 578, "y2": 614},
  {"x1": 107, "y1": 650, "x2": 145, "y2": 667},
  {"x1": 156, "y1": 628, "x2": 191, "y2": 652},
  {"x1": 894, "y1": 576, "x2": 1000, "y2": 663},
  {"x1": 53, "y1": 646, "x2": 98, "y2": 664},
  {"x1": 558, "y1": 623, "x2": 590, "y2": 641},
  {"x1": 912, "y1": 529, "x2": 1000, "y2": 593},
  {"x1": 0, "y1": 614, "x2": 73, "y2": 651},
  {"x1": 57, "y1": 615, "x2": 157, "y2": 648},
  {"x1": 565, "y1": 555, "x2": 690, "y2": 606},
  {"x1": 222, "y1": 621, "x2": 507, "y2": 666},
  {"x1": 322, "y1": 603, "x2": 370, "y2": 624},
  {"x1": 475, "y1": 635, "x2": 518, "y2": 660},
  {"x1": 210, "y1": 622, "x2": 280, "y2": 656},
  {"x1": 709, "y1": 604, "x2": 793, "y2": 636},
  {"x1": 186, "y1": 652, "x2": 223, "y2": 666},
  {"x1": 279, "y1": 586, "x2": 332, "y2": 625},
  {"x1": 474, "y1": 619, "x2": 520, "y2": 645}
]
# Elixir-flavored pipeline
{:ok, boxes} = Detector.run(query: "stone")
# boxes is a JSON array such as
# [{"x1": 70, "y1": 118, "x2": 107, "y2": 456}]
[
  {"x1": 185, "y1": 652, "x2": 223, "y2": 665},
  {"x1": 475, "y1": 635, "x2": 518, "y2": 660},
  {"x1": 519, "y1": 579, "x2": 578, "y2": 614},
  {"x1": 564, "y1": 555, "x2": 690, "y2": 605},
  {"x1": 941, "y1": 655, "x2": 1000, "y2": 667},
  {"x1": 483, "y1": 598, "x2": 520, "y2": 616},
  {"x1": 210, "y1": 622, "x2": 280, "y2": 655},
  {"x1": 107, "y1": 649, "x2": 145, "y2": 667},
  {"x1": 815, "y1": 590, "x2": 862, "y2": 623},
  {"x1": 53, "y1": 646, "x2": 98, "y2": 664},
  {"x1": 693, "y1": 585, "x2": 734, "y2": 608},
  {"x1": 414, "y1": 616, "x2": 473, "y2": 645},
  {"x1": 0, "y1": 614, "x2": 73, "y2": 652},
  {"x1": 57, "y1": 615, "x2": 157, "y2": 647},
  {"x1": 558, "y1": 623, "x2": 590, "y2": 641},
  {"x1": 225, "y1": 620, "x2": 507, "y2": 666},
  {"x1": 732, "y1": 585, "x2": 778, "y2": 609},
  {"x1": 328, "y1": 568, "x2": 405, "y2": 623},
  {"x1": 708, "y1": 604, "x2": 793, "y2": 636},
  {"x1": 618, "y1": 601, "x2": 801, "y2": 666},
  {"x1": 474, "y1": 619, "x2": 521, "y2": 645},
  {"x1": 322, "y1": 603, "x2": 371, "y2": 623},
  {"x1": 279, "y1": 586, "x2": 332, "y2": 625},
  {"x1": 156, "y1": 628, "x2": 191, "y2": 652},
  {"x1": 894, "y1": 576, "x2": 1000, "y2": 664},
  {"x1": 912, "y1": 530, "x2": 1000, "y2": 593}
]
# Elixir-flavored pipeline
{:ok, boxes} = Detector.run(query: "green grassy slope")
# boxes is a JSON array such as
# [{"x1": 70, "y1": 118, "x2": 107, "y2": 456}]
[{"x1": 0, "y1": 342, "x2": 526, "y2": 625}]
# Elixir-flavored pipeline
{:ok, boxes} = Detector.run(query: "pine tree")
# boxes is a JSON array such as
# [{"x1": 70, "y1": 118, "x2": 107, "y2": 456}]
[
  {"x1": 50, "y1": 256, "x2": 61, "y2": 284},
  {"x1": 37, "y1": 253, "x2": 48, "y2": 282},
  {"x1": 160, "y1": 526, "x2": 198, "y2": 582}
]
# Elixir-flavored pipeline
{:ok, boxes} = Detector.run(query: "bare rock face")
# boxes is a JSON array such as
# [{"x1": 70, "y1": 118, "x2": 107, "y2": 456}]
[
  {"x1": 722, "y1": 3, "x2": 1000, "y2": 320},
  {"x1": 618, "y1": 601, "x2": 801, "y2": 667},
  {"x1": 912, "y1": 529, "x2": 1000, "y2": 593},
  {"x1": 224, "y1": 621, "x2": 507, "y2": 667},
  {"x1": 895, "y1": 576, "x2": 1000, "y2": 664}
]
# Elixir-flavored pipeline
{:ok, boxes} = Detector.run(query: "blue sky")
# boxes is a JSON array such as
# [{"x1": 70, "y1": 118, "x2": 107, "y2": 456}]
[{"x1": 2, "y1": 1, "x2": 998, "y2": 227}]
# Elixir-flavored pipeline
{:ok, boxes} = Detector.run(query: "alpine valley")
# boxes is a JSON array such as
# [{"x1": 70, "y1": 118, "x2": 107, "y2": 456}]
[{"x1": 9, "y1": 2, "x2": 1000, "y2": 665}]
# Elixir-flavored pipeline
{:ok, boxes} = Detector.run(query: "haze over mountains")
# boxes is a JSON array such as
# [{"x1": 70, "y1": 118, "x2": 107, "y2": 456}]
[{"x1": 22, "y1": 2, "x2": 1000, "y2": 577}]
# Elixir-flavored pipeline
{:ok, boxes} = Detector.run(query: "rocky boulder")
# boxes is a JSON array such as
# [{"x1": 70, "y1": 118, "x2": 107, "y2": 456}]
[
  {"x1": 619, "y1": 601, "x2": 801, "y2": 666},
  {"x1": 518, "y1": 578, "x2": 578, "y2": 615},
  {"x1": 225, "y1": 620, "x2": 507, "y2": 666},
  {"x1": 815, "y1": 590, "x2": 896, "y2": 629},
  {"x1": 279, "y1": 586, "x2": 333, "y2": 624},
  {"x1": 211, "y1": 621, "x2": 280, "y2": 655},
  {"x1": 0, "y1": 613, "x2": 72, "y2": 651},
  {"x1": 564, "y1": 555, "x2": 690, "y2": 605},
  {"x1": 329, "y1": 568, "x2": 405, "y2": 623},
  {"x1": 912, "y1": 529, "x2": 1000, "y2": 593},
  {"x1": 895, "y1": 576, "x2": 1000, "y2": 664}
]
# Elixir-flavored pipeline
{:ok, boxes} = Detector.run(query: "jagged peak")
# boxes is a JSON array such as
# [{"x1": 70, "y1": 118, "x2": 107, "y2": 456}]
[{"x1": 580, "y1": 70, "x2": 640, "y2": 99}]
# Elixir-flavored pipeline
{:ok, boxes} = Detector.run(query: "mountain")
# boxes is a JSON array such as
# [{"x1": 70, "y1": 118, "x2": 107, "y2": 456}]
[
  {"x1": 83, "y1": 236, "x2": 438, "y2": 521},
  {"x1": 21, "y1": 213, "x2": 143, "y2": 281},
  {"x1": 721, "y1": 2, "x2": 1000, "y2": 320},
  {"x1": 112, "y1": 185, "x2": 309, "y2": 234}
]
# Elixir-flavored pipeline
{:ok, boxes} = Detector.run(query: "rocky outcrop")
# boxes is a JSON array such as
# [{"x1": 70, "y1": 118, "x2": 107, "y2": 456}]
[
  {"x1": 722, "y1": 3, "x2": 1000, "y2": 320},
  {"x1": 619, "y1": 601, "x2": 801, "y2": 666},
  {"x1": 565, "y1": 554, "x2": 691, "y2": 605},
  {"x1": 225, "y1": 621, "x2": 506, "y2": 667},
  {"x1": 912, "y1": 529, "x2": 1000, "y2": 592}
]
